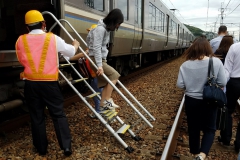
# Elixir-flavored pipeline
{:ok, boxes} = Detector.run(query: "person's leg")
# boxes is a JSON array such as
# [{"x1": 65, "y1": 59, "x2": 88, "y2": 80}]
[
  {"x1": 235, "y1": 123, "x2": 240, "y2": 152},
  {"x1": 40, "y1": 82, "x2": 72, "y2": 155},
  {"x1": 24, "y1": 81, "x2": 48, "y2": 155},
  {"x1": 100, "y1": 79, "x2": 119, "y2": 109},
  {"x1": 91, "y1": 78, "x2": 103, "y2": 113},
  {"x1": 220, "y1": 78, "x2": 240, "y2": 144},
  {"x1": 185, "y1": 96, "x2": 201, "y2": 155},
  {"x1": 101, "y1": 79, "x2": 117, "y2": 102},
  {"x1": 200, "y1": 104, "x2": 218, "y2": 158}
]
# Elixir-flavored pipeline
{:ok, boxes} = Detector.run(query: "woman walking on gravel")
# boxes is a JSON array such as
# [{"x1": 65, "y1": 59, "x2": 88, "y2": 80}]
[
  {"x1": 176, "y1": 36, "x2": 227, "y2": 160},
  {"x1": 86, "y1": 8, "x2": 124, "y2": 111}
]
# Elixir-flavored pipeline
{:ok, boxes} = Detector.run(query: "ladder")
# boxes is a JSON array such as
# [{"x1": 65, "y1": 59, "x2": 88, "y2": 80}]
[{"x1": 42, "y1": 11, "x2": 155, "y2": 153}]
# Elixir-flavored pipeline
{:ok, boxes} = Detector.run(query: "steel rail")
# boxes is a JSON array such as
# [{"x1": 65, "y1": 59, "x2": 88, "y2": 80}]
[{"x1": 161, "y1": 94, "x2": 185, "y2": 160}]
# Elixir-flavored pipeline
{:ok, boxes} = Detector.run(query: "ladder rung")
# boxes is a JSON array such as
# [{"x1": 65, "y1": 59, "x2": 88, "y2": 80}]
[
  {"x1": 72, "y1": 78, "x2": 88, "y2": 84},
  {"x1": 104, "y1": 110, "x2": 117, "y2": 117},
  {"x1": 86, "y1": 92, "x2": 100, "y2": 99},
  {"x1": 100, "y1": 109, "x2": 115, "y2": 115},
  {"x1": 59, "y1": 63, "x2": 75, "y2": 68},
  {"x1": 116, "y1": 124, "x2": 130, "y2": 134},
  {"x1": 107, "y1": 112, "x2": 118, "y2": 120}
]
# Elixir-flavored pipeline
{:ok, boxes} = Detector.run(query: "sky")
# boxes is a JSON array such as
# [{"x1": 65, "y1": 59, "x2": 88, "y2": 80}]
[{"x1": 161, "y1": 0, "x2": 240, "y2": 40}]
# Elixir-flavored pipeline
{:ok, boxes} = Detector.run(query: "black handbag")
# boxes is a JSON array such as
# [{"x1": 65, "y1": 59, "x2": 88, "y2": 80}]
[
  {"x1": 216, "y1": 106, "x2": 228, "y2": 130},
  {"x1": 202, "y1": 57, "x2": 227, "y2": 108}
]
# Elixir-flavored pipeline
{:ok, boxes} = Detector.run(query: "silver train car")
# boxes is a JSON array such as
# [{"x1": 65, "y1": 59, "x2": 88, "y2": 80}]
[{"x1": 0, "y1": 0, "x2": 194, "y2": 116}]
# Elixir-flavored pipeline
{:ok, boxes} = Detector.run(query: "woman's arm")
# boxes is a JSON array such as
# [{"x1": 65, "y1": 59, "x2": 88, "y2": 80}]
[{"x1": 177, "y1": 67, "x2": 185, "y2": 89}]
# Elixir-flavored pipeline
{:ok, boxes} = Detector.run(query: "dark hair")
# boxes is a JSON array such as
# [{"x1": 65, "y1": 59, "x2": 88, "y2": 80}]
[
  {"x1": 215, "y1": 35, "x2": 233, "y2": 56},
  {"x1": 27, "y1": 22, "x2": 43, "y2": 31},
  {"x1": 218, "y1": 25, "x2": 227, "y2": 34},
  {"x1": 183, "y1": 36, "x2": 213, "y2": 60},
  {"x1": 103, "y1": 8, "x2": 124, "y2": 31}
]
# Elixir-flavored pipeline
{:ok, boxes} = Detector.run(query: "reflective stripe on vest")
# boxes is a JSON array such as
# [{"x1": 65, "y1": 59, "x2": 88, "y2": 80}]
[{"x1": 16, "y1": 33, "x2": 58, "y2": 81}]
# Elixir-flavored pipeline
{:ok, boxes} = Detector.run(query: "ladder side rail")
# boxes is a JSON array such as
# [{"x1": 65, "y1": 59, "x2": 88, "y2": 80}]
[
  {"x1": 59, "y1": 70, "x2": 129, "y2": 148},
  {"x1": 43, "y1": 12, "x2": 101, "y2": 100},
  {"x1": 117, "y1": 81, "x2": 156, "y2": 121},
  {"x1": 42, "y1": 11, "x2": 153, "y2": 128},
  {"x1": 50, "y1": 19, "x2": 155, "y2": 121}
]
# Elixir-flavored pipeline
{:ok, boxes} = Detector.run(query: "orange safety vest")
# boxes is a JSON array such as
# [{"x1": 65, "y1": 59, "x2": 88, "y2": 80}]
[
  {"x1": 85, "y1": 58, "x2": 96, "y2": 78},
  {"x1": 16, "y1": 32, "x2": 58, "y2": 81}
]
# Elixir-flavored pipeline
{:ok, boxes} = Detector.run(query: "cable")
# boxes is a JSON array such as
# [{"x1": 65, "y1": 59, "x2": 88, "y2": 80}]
[
  {"x1": 224, "y1": 0, "x2": 232, "y2": 11},
  {"x1": 227, "y1": 3, "x2": 240, "y2": 15},
  {"x1": 165, "y1": 0, "x2": 190, "y2": 24},
  {"x1": 176, "y1": 10, "x2": 189, "y2": 24},
  {"x1": 205, "y1": 0, "x2": 209, "y2": 31}
]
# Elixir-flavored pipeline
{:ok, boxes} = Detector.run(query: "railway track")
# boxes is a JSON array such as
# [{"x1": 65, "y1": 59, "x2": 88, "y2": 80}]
[
  {"x1": 162, "y1": 95, "x2": 239, "y2": 160},
  {"x1": 0, "y1": 56, "x2": 185, "y2": 159},
  {"x1": 0, "y1": 56, "x2": 178, "y2": 135}
]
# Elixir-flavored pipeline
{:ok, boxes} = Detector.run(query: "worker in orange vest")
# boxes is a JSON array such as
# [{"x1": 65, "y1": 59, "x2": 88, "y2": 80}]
[
  {"x1": 15, "y1": 10, "x2": 80, "y2": 156},
  {"x1": 70, "y1": 24, "x2": 103, "y2": 118}
]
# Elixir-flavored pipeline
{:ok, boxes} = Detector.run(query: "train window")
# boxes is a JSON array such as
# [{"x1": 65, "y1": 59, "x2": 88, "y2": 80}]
[
  {"x1": 117, "y1": 0, "x2": 128, "y2": 20},
  {"x1": 148, "y1": 3, "x2": 153, "y2": 29},
  {"x1": 84, "y1": 0, "x2": 104, "y2": 12},
  {"x1": 156, "y1": 8, "x2": 164, "y2": 32},
  {"x1": 135, "y1": 0, "x2": 142, "y2": 25},
  {"x1": 169, "y1": 20, "x2": 177, "y2": 36},
  {"x1": 148, "y1": 3, "x2": 164, "y2": 32}
]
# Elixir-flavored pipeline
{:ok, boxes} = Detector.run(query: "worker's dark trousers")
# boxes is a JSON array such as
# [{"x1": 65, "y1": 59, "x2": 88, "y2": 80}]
[
  {"x1": 220, "y1": 78, "x2": 240, "y2": 145},
  {"x1": 24, "y1": 80, "x2": 71, "y2": 154}
]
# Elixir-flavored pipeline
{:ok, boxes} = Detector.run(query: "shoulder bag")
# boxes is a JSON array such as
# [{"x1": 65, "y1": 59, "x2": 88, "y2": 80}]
[{"x1": 202, "y1": 57, "x2": 227, "y2": 108}]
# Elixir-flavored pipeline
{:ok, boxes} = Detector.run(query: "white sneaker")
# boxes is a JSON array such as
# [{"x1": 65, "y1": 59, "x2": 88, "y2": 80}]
[
  {"x1": 108, "y1": 98, "x2": 120, "y2": 108},
  {"x1": 102, "y1": 99, "x2": 119, "y2": 110}
]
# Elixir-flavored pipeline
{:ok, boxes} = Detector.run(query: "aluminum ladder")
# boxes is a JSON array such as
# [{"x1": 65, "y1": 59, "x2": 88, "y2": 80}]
[{"x1": 42, "y1": 11, "x2": 156, "y2": 153}]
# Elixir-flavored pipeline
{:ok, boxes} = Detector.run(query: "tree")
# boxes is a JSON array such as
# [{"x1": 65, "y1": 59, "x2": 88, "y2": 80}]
[{"x1": 184, "y1": 24, "x2": 204, "y2": 37}]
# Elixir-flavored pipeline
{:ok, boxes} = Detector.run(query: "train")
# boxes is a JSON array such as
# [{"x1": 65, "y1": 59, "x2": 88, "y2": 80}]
[{"x1": 0, "y1": 0, "x2": 194, "y2": 121}]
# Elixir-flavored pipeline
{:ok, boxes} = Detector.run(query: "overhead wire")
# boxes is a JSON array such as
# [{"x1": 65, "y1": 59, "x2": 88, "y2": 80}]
[
  {"x1": 227, "y1": 3, "x2": 240, "y2": 15},
  {"x1": 167, "y1": 0, "x2": 190, "y2": 24},
  {"x1": 224, "y1": 0, "x2": 232, "y2": 11},
  {"x1": 205, "y1": 0, "x2": 209, "y2": 31}
]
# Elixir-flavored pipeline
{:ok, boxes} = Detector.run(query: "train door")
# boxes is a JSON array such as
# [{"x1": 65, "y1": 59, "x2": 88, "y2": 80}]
[
  {"x1": 182, "y1": 29, "x2": 184, "y2": 46},
  {"x1": 165, "y1": 14, "x2": 169, "y2": 47},
  {"x1": 132, "y1": 0, "x2": 143, "y2": 53},
  {"x1": 176, "y1": 24, "x2": 180, "y2": 47},
  {"x1": 0, "y1": 0, "x2": 61, "y2": 51}
]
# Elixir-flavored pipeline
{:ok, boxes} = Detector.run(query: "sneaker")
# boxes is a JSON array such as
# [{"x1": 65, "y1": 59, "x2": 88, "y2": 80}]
[
  {"x1": 194, "y1": 155, "x2": 204, "y2": 160},
  {"x1": 102, "y1": 99, "x2": 119, "y2": 110},
  {"x1": 108, "y1": 98, "x2": 120, "y2": 108},
  {"x1": 99, "y1": 107, "x2": 115, "y2": 114}
]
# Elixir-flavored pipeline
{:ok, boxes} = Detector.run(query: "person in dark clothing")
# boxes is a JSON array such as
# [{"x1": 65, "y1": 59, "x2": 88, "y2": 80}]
[
  {"x1": 214, "y1": 35, "x2": 234, "y2": 64},
  {"x1": 219, "y1": 42, "x2": 240, "y2": 155}
]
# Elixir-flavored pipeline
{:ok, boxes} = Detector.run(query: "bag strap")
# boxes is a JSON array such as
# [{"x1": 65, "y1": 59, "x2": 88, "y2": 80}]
[
  {"x1": 207, "y1": 57, "x2": 211, "y2": 78},
  {"x1": 210, "y1": 57, "x2": 215, "y2": 77}
]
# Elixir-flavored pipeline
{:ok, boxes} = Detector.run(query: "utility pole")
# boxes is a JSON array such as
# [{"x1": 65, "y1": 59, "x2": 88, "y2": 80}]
[{"x1": 219, "y1": 2, "x2": 228, "y2": 26}]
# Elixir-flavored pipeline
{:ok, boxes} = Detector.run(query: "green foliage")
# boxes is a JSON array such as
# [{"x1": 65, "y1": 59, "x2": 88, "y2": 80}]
[{"x1": 184, "y1": 24, "x2": 204, "y2": 37}]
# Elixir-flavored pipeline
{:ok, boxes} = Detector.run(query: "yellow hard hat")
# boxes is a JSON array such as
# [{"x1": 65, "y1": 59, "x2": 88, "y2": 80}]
[
  {"x1": 86, "y1": 24, "x2": 97, "y2": 31},
  {"x1": 25, "y1": 10, "x2": 44, "y2": 25}
]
